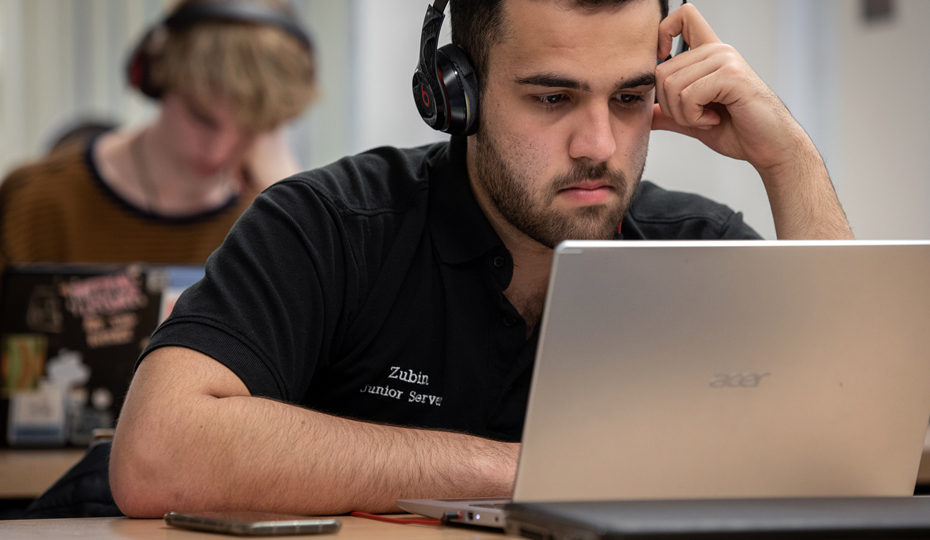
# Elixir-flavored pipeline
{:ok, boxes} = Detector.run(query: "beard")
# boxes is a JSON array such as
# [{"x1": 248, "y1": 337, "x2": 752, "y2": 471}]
[{"x1": 473, "y1": 125, "x2": 645, "y2": 249}]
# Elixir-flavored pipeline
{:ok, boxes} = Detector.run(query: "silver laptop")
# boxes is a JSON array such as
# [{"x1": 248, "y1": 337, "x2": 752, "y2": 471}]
[{"x1": 399, "y1": 241, "x2": 930, "y2": 527}]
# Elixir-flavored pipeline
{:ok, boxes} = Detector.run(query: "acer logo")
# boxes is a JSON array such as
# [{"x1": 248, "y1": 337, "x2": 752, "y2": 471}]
[{"x1": 709, "y1": 372, "x2": 770, "y2": 388}]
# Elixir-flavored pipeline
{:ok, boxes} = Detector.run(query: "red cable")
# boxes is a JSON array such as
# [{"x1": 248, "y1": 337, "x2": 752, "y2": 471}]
[{"x1": 349, "y1": 511, "x2": 442, "y2": 526}]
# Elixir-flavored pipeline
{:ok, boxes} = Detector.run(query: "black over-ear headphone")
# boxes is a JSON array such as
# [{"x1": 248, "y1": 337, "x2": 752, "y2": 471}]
[
  {"x1": 413, "y1": 0, "x2": 480, "y2": 137},
  {"x1": 127, "y1": 0, "x2": 313, "y2": 100}
]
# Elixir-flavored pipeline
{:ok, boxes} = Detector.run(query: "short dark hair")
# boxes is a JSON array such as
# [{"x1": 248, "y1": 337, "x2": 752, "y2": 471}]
[{"x1": 450, "y1": 0, "x2": 670, "y2": 95}]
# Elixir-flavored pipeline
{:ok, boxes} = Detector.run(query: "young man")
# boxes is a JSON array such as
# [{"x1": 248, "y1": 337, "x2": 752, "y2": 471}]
[
  {"x1": 0, "y1": 0, "x2": 316, "y2": 267},
  {"x1": 110, "y1": 0, "x2": 852, "y2": 517}
]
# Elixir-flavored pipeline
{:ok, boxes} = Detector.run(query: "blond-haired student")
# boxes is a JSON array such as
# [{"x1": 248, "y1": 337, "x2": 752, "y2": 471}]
[{"x1": 0, "y1": 0, "x2": 317, "y2": 267}]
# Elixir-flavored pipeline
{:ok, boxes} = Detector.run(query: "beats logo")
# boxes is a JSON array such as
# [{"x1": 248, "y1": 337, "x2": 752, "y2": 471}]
[{"x1": 420, "y1": 84, "x2": 430, "y2": 107}]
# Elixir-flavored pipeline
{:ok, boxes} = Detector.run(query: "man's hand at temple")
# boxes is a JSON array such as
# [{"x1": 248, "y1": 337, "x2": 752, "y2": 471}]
[{"x1": 652, "y1": 4, "x2": 853, "y2": 240}]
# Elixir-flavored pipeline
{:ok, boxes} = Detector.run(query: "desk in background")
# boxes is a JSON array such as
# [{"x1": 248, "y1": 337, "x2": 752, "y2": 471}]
[
  {"x1": 0, "y1": 448, "x2": 84, "y2": 499},
  {"x1": 0, "y1": 515, "x2": 507, "y2": 539}
]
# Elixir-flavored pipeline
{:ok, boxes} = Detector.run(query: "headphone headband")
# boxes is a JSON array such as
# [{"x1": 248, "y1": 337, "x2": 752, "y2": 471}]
[
  {"x1": 413, "y1": 2, "x2": 448, "y2": 130},
  {"x1": 127, "y1": 0, "x2": 313, "y2": 99},
  {"x1": 164, "y1": 1, "x2": 312, "y2": 52}
]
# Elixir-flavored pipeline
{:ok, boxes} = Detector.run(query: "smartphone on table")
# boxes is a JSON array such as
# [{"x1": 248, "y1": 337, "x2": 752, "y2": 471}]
[{"x1": 164, "y1": 511, "x2": 341, "y2": 536}]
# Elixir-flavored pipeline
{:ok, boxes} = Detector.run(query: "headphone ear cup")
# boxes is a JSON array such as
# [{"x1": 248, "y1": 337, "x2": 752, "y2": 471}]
[
  {"x1": 126, "y1": 28, "x2": 164, "y2": 100},
  {"x1": 436, "y1": 44, "x2": 480, "y2": 136},
  {"x1": 412, "y1": 67, "x2": 443, "y2": 131}
]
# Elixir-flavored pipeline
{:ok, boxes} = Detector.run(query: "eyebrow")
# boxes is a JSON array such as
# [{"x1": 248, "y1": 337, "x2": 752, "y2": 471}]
[
  {"x1": 613, "y1": 73, "x2": 657, "y2": 93},
  {"x1": 514, "y1": 72, "x2": 657, "y2": 93},
  {"x1": 515, "y1": 74, "x2": 591, "y2": 91}
]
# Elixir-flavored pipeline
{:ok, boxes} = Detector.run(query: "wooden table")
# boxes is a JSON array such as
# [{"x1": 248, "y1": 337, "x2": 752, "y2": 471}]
[{"x1": 0, "y1": 516, "x2": 508, "y2": 539}]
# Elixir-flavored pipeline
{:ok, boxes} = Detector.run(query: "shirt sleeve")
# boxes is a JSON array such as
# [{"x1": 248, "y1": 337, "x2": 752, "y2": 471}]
[{"x1": 139, "y1": 178, "x2": 350, "y2": 402}]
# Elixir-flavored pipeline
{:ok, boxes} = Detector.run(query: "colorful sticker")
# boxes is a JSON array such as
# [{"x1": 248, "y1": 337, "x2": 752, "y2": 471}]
[
  {"x1": 59, "y1": 273, "x2": 147, "y2": 319},
  {"x1": 59, "y1": 273, "x2": 148, "y2": 349},
  {"x1": 1, "y1": 334, "x2": 48, "y2": 397}
]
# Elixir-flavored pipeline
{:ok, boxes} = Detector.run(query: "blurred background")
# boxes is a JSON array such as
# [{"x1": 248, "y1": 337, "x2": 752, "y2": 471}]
[{"x1": 0, "y1": 0, "x2": 926, "y2": 240}]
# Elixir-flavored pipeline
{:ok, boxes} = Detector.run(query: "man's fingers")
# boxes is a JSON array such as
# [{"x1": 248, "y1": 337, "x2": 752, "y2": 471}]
[
  {"x1": 657, "y1": 4, "x2": 721, "y2": 60},
  {"x1": 652, "y1": 104, "x2": 697, "y2": 136},
  {"x1": 659, "y1": 54, "x2": 727, "y2": 128},
  {"x1": 655, "y1": 43, "x2": 715, "y2": 116},
  {"x1": 651, "y1": 104, "x2": 719, "y2": 155},
  {"x1": 679, "y1": 69, "x2": 729, "y2": 126}
]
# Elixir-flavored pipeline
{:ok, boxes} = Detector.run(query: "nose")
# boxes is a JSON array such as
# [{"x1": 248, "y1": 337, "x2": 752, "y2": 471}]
[{"x1": 568, "y1": 101, "x2": 616, "y2": 164}]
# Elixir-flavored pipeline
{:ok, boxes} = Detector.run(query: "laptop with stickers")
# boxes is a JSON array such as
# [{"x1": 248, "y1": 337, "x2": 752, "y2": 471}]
[
  {"x1": 0, "y1": 263, "x2": 204, "y2": 447},
  {"x1": 398, "y1": 241, "x2": 930, "y2": 529}
]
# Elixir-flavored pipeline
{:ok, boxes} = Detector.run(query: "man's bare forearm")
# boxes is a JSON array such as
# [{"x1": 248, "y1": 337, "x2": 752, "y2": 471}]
[
  {"x1": 110, "y1": 348, "x2": 518, "y2": 517},
  {"x1": 757, "y1": 130, "x2": 854, "y2": 241}
]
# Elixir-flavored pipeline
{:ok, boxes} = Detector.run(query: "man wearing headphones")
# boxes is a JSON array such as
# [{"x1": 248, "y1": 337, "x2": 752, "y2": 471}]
[
  {"x1": 0, "y1": 0, "x2": 316, "y2": 268},
  {"x1": 111, "y1": 0, "x2": 852, "y2": 517}
]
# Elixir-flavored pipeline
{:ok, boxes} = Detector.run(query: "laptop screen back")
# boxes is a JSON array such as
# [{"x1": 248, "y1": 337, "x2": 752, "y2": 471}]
[{"x1": 514, "y1": 241, "x2": 930, "y2": 502}]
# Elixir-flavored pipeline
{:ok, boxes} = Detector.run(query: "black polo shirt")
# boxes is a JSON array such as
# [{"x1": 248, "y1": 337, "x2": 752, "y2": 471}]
[{"x1": 141, "y1": 136, "x2": 761, "y2": 442}]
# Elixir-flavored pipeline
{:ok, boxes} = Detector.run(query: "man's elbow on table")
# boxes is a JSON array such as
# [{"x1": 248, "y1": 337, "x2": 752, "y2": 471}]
[
  {"x1": 109, "y1": 347, "x2": 247, "y2": 517},
  {"x1": 110, "y1": 426, "x2": 177, "y2": 518}
]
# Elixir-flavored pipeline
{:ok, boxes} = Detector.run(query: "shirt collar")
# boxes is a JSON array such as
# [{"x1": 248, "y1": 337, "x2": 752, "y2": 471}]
[{"x1": 428, "y1": 136, "x2": 506, "y2": 265}]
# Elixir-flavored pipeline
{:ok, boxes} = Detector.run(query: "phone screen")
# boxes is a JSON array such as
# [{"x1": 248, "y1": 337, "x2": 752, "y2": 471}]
[{"x1": 164, "y1": 511, "x2": 342, "y2": 536}]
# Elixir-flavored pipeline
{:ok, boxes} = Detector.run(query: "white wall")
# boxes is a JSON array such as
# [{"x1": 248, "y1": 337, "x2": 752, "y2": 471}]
[
  {"x1": 0, "y1": 0, "x2": 166, "y2": 174},
  {"x1": 290, "y1": 1, "x2": 354, "y2": 169},
  {"x1": 350, "y1": 0, "x2": 448, "y2": 154},
  {"x1": 838, "y1": 0, "x2": 930, "y2": 240}
]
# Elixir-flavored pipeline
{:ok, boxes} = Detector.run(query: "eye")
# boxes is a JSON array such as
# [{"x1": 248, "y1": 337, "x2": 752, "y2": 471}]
[
  {"x1": 192, "y1": 111, "x2": 219, "y2": 128},
  {"x1": 535, "y1": 94, "x2": 567, "y2": 109},
  {"x1": 184, "y1": 101, "x2": 220, "y2": 129},
  {"x1": 615, "y1": 93, "x2": 644, "y2": 105}
]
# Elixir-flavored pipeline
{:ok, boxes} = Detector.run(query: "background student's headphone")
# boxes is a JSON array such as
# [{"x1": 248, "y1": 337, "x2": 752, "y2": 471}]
[
  {"x1": 127, "y1": 0, "x2": 313, "y2": 100},
  {"x1": 413, "y1": 0, "x2": 689, "y2": 136}
]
